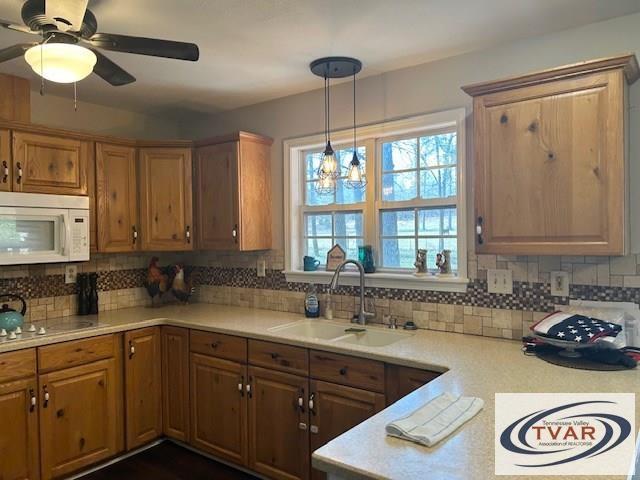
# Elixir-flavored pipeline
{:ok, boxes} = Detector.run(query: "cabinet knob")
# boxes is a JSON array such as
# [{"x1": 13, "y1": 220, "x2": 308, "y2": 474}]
[
  {"x1": 310, "y1": 425, "x2": 319, "y2": 434},
  {"x1": 238, "y1": 376, "x2": 244, "y2": 396},
  {"x1": 339, "y1": 367, "x2": 348, "y2": 376},
  {"x1": 476, "y1": 216, "x2": 484, "y2": 245},
  {"x1": 29, "y1": 388, "x2": 36, "y2": 412},
  {"x1": 16, "y1": 162, "x2": 22, "y2": 184},
  {"x1": 1, "y1": 161, "x2": 8, "y2": 183},
  {"x1": 298, "y1": 422, "x2": 308, "y2": 431},
  {"x1": 246, "y1": 383, "x2": 252, "y2": 398},
  {"x1": 186, "y1": 225, "x2": 191, "y2": 243},
  {"x1": 232, "y1": 225, "x2": 238, "y2": 242},
  {"x1": 132, "y1": 226, "x2": 138, "y2": 244},
  {"x1": 129, "y1": 341, "x2": 135, "y2": 359},
  {"x1": 43, "y1": 386, "x2": 49, "y2": 408},
  {"x1": 309, "y1": 392, "x2": 316, "y2": 414}
]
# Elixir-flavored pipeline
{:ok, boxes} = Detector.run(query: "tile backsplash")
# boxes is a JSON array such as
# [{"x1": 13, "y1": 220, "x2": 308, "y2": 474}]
[{"x1": 2, "y1": 249, "x2": 639, "y2": 342}]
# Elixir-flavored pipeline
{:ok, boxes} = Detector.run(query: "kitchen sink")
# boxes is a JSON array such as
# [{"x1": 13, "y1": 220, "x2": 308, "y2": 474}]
[
  {"x1": 334, "y1": 328, "x2": 413, "y2": 347},
  {"x1": 268, "y1": 320, "x2": 352, "y2": 340}
]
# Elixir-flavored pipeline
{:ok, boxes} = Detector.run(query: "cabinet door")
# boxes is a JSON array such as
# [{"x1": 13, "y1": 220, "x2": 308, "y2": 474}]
[
  {"x1": 161, "y1": 326, "x2": 190, "y2": 442},
  {"x1": 474, "y1": 70, "x2": 625, "y2": 255},
  {"x1": 12, "y1": 131, "x2": 89, "y2": 195},
  {"x1": 190, "y1": 353, "x2": 247, "y2": 466},
  {"x1": 96, "y1": 143, "x2": 139, "y2": 252},
  {"x1": 125, "y1": 327, "x2": 162, "y2": 450},
  {"x1": 385, "y1": 364, "x2": 440, "y2": 405},
  {"x1": 0, "y1": 129, "x2": 10, "y2": 192},
  {"x1": 309, "y1": 380, "x2": 385, "y2": 480},
  {"x1": 138, "y1": 147, "x2": 193, "y2": 251},
  {"x1": 248, "y1": 366, "x2": 309, "y2": 480},
  {"x1": 0, "y1": 377, "x2": 39, "y2": 480},
  {"x1": 39, "y1": 358, "x2": 123, "y2": 480},
  {"x1": 195, "y1": 142, "x2": 239, "y2": 250}
]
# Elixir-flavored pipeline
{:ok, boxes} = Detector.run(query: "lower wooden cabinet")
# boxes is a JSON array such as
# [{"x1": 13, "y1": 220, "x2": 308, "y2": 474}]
[
  {"x1": 38, "y1": 358, "x2": 123, "y2": 480},
  {"x1": 124, "y1": 327, "x2": 162, "y2": 450},
  {"x1": 0, "y1": 377, "x2": 40, "y2": 480},
  {"x1": 248, "y1": 366, "x2": 309, "y2": 480},
  {"x1": 190, "y1": 353, "x2": 247, "y2": 465},
  {"x1": 385, "y1": 364, "x2": 440, "y2": 405},
  {"x1": 309, "y1": 380, "x2": 385, "y2": 480},
  {"x1": 161, "y1": 326, "x2": 190, "y2": 442}
]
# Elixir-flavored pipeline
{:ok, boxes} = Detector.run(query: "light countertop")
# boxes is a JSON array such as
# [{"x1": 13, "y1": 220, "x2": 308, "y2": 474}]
[{"x1": 2, "y1": 303, "x2": 638, "y2": 480}]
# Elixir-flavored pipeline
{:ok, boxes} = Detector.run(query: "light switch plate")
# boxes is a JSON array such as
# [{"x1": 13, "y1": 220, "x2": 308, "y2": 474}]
[
  {"x1": 487, "y1": 269, "x2": 513, "y2": 294},
  {"x1": 550, "y1": 271, "x2": 570, "y2": 297},
  {"x1": 257, "y1": 259, "x2": 266, "y2": 277},
  {"x1": 65, "y1": 265, "x2": 78, "y2": 284}
]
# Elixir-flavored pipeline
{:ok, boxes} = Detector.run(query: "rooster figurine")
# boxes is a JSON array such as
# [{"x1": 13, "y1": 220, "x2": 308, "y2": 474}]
[
  {"x1": 145, "y1": 257, "x2": 170, "y2": 303},
  {"x1": 171, "y1": 265, "x2": 194, "y2": 303}
]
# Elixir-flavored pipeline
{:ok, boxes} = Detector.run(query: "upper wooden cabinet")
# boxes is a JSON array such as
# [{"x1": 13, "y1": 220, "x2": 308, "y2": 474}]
[
  {"x1": 96, "y1": 142, "x2": 139, "y2": 253},
  {"x1": 12, "y1": 131, "x2": 89, "y2": 195},
  {"x1": 138, "y1": 147, "x2": 193, "y2": 251},
  {"x1": 195, "y1": 132, "x2": 273, "y2": 251},
  {"x1": 463, "y1": 55, "x2": 639, "y2": 255},
  {"x1": 0, "y1": 129, "x2": 10, "y2": 192}
]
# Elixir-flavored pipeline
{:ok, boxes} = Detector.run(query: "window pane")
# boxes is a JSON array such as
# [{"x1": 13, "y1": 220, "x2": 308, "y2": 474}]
[
  {"x1": 305, "y1": 214, "x2": 332, "y2": 237},
  {"x1": 382, "y1": 172, "x2": 417, "y2": 201},
  {"x1": 381, "y1": 238, "x2": 415, "y2": 268},
  {"x1": 418, "y1": 237, "x2": 458, "y2": 272},
  {"x1": 381, "y1": 210, "x2": 415, "y2": 236},
  {"x1": 335, "y1": 237, "x2": 362, "y2": 260},
  {"x1": 382, "y1": 139, "x2": 417, "y2": 171},
  {"x1": 305, "y1": 181, "x2": 333, "y2": 206},
  {"x1": 420, "y1": 166, "x2": 456, "y2": 199},
  {"x1": 334, "y1": 212, "x2": 363, "y2": 238},
  {"x1": 418, "y1": 208, "x2": 457, "y2": 236},
  {"x1": 306, "y1": 238, "x2": 333, "y2": 260},
  {"x1": 305, "y1": 152, "x2": 323, "y2": 180},
  {"x1": 420, "y1": 133, "x2": 457, "y2": 167},
  {"x1": 336, "y1": 178, "x2": 366, "y2": 204}
]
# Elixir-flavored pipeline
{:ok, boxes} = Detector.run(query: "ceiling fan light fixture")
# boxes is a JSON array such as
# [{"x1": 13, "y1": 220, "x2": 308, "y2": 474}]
[{"x1": 25, "y1": 43, "x2": 96, "y2": 83}]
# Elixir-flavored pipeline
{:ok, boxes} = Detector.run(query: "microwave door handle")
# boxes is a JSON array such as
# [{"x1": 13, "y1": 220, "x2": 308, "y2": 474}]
[{"x1": 60, "y1": 215, "x2": 67, "y2": 256}]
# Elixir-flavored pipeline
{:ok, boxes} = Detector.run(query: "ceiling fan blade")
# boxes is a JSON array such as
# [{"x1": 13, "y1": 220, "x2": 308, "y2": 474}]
[
  {"x1": 0, "y1": 43, "x2": 34, "y2": 63},
  {"x1": 45, "y1": 0, "x2": 88, "y2": 31},
  {"x1": 87, "y1": 33, "x2": 199, "y2": 61},
  {"x1": 91, "y1": 49, "x2": 136, "y2": 86},
  {"x1": 0, "y1": 18, "x2": 36, "y2": 34}
]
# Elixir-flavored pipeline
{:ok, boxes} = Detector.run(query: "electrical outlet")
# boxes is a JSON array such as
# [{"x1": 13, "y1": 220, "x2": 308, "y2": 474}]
[
  {"x1": 257, "y1": 259, "x2": 266, "y2": 277},
  {"x1": 550, "y1": 271, "x2": 569, "y2": 297},
  {"x1": 487, "y1": 269, "x2": 513, "y2": 294},
  {"x1": 65, "y1": 265, "x2": 78, "y2": 284}
]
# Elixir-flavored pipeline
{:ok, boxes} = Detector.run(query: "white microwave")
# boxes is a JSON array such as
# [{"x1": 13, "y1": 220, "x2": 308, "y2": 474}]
[{"x1": 0, "y1": 192, "x2": 90, "y2": 265}]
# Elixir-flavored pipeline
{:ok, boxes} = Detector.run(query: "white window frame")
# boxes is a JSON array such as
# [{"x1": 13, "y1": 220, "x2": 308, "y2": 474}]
[{"x1": 284, "y1": 108, "x2": 467, "y2": 292}]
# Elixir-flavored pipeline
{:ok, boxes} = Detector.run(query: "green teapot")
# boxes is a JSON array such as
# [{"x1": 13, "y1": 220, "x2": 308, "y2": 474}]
[{"x1": 0, "y1": 294, "x2": 26, "y2": 331}]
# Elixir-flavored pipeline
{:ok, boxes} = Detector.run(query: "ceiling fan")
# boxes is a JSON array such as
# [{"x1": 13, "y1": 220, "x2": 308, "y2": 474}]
[{"x1": 0, "y1": 0, "x2": 199, "y2": 86}]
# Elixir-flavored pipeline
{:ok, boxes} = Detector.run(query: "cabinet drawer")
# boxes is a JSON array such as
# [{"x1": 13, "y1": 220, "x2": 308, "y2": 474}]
[
  {"x1": 38, "y1": 334, "x2": 118, "y2": 373},
  {"x1": 0, "y1": 348, "x2": 36, "y2": 383},
  {"x1": 310, "y1": 350, "x2": 385, "y2": 393},
  {"x1": 190, "y1": 330, "x2": 247, "y2": 363},
  {"x1": 248, "y1": 339, "x2": 308, "y2": 376}
]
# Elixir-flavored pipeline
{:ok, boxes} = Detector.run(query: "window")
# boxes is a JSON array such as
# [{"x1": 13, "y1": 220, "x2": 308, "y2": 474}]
[{"x1": 285, "y1": 109, "x2": 467, "y2": 291}]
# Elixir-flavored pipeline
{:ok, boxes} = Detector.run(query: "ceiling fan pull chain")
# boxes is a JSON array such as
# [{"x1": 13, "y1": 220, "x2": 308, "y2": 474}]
[{"x1": 74, "y1": 82, "x2": 77, "y2": 112}]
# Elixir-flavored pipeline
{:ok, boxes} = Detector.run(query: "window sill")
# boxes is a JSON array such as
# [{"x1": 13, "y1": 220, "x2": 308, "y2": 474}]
[{"x1": 283, "y1": 270, "x2": 468, "y2": 292}]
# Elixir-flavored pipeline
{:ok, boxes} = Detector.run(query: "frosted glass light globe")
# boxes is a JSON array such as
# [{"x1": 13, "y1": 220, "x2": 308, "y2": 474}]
[{"x1": 25, "y1": 43, "x2": 97, "y2": 84}]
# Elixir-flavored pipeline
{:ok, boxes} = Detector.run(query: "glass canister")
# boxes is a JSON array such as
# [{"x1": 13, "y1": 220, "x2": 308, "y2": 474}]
[{"x1": 358, "y1": 245, "x2": 375, "y2": 273}]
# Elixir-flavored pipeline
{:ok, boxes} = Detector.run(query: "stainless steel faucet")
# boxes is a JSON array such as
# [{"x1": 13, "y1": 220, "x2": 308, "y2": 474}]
[{"x1": 329, "y1": 259, "x2": 375, "y2": 325}]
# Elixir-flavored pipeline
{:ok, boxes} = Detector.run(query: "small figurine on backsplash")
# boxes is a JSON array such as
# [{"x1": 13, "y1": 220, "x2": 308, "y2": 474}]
[
  {"x1": 435, "y1": 249, "x2": 453, "y2": 275},
  {"x1": 413, "y1": 249, "x2": 428, "y2": 276},
  {"x1": 171, "y1": 265, "x2": 194, "y2": 303}
]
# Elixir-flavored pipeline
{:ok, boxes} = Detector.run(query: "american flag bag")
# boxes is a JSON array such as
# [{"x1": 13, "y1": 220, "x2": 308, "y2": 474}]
[{"x1": 531, "y1": 312, "x2": 623, "y2": 344}]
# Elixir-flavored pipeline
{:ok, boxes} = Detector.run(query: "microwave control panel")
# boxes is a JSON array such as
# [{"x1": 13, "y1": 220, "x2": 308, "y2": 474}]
[{"x1": 69, "y1": 209, "x2": 90, "y2": 261}]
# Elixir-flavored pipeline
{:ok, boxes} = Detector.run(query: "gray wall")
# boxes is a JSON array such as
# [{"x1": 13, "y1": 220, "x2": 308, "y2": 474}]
[{"x1": 181, "y1": 12, "x2": 640, "y2": 253}]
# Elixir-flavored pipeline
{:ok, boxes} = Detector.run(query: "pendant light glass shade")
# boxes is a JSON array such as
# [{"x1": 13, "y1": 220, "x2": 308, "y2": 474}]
[
  {"x1": 25, "y1": 43, "x2": 97, "y2": 84},
  {"x1": 345, "y1": 151, "x2": 366, "y2": 188},
  {"x1": 319, "y1": 141, "x2": 339, "y2": 180},
  {"x1": 315, "y1": 169, "x2": 336, "y2": 194}
]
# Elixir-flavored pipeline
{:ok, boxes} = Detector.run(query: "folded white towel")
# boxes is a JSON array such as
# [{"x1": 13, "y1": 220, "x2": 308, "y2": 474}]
[{"x1": 385, "y1": 392, "x2": 484, "y2": 447}]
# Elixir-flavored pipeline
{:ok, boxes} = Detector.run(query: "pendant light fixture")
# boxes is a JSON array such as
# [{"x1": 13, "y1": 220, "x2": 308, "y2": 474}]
[
  {"x1": 345, "y1": 71, "x2": 366, "y2": 189},
  {"x1": 310, "y1": 57, "x2": 362, "y2": 192}
]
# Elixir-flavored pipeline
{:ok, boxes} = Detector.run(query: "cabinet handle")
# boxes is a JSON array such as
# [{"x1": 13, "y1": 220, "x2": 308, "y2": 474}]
[
  {"x1": 298, "y1": 388, "x2": 305, "y2": 413},
  {"x1": 1, "y1": 160, "x2": 8, "y2": 183},
  {"x1": 310, "y1": 425, "x2": 319, "y2": 434},
  {"x1": 129, "y1": 340, "x2": 135, "y2": 359},
  {"x1": 246, "y1": 380, "x2": 252, "y2": 399},
  {"x1": 186, "y1": 225, "x2": 191, "y2": 243},
  {"x1": 232, "y1": 224, "x2": 238, "y2": 243},
  {"x1": 298, "y1": 422, "x2": 308, "y2": 431},
  {"x1": 132, "y1": 226, "x2": 138, "y2": 244},
  {"x1": 476, "y1": 216, "x2": 484, "y2": 245},
  {"x1": 309, "y1": 392, "x2": 316, "y2": 414},
  {"x1": 43, "y1": 386, "x2": 49, "y2": 408},
  {"x1": 16, "y1": 162, "x2": 22, "y2": 184},
  {"x1": 238, "y1": 376, "x2": 244, "y2": 396},
  {"x1": 29, "y1": 388, "x2": 36, "y2": 412}
]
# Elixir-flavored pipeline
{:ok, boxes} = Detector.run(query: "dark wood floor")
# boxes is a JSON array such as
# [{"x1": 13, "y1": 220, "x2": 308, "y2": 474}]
[{"x1": 80, "y1": 442, "x2": 258, "y2": 480}]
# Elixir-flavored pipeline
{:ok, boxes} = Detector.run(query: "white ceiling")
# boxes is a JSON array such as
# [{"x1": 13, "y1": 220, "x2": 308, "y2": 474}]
[{"x1": 0, "y1": 0, "x2": 639, "y2": 117}]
